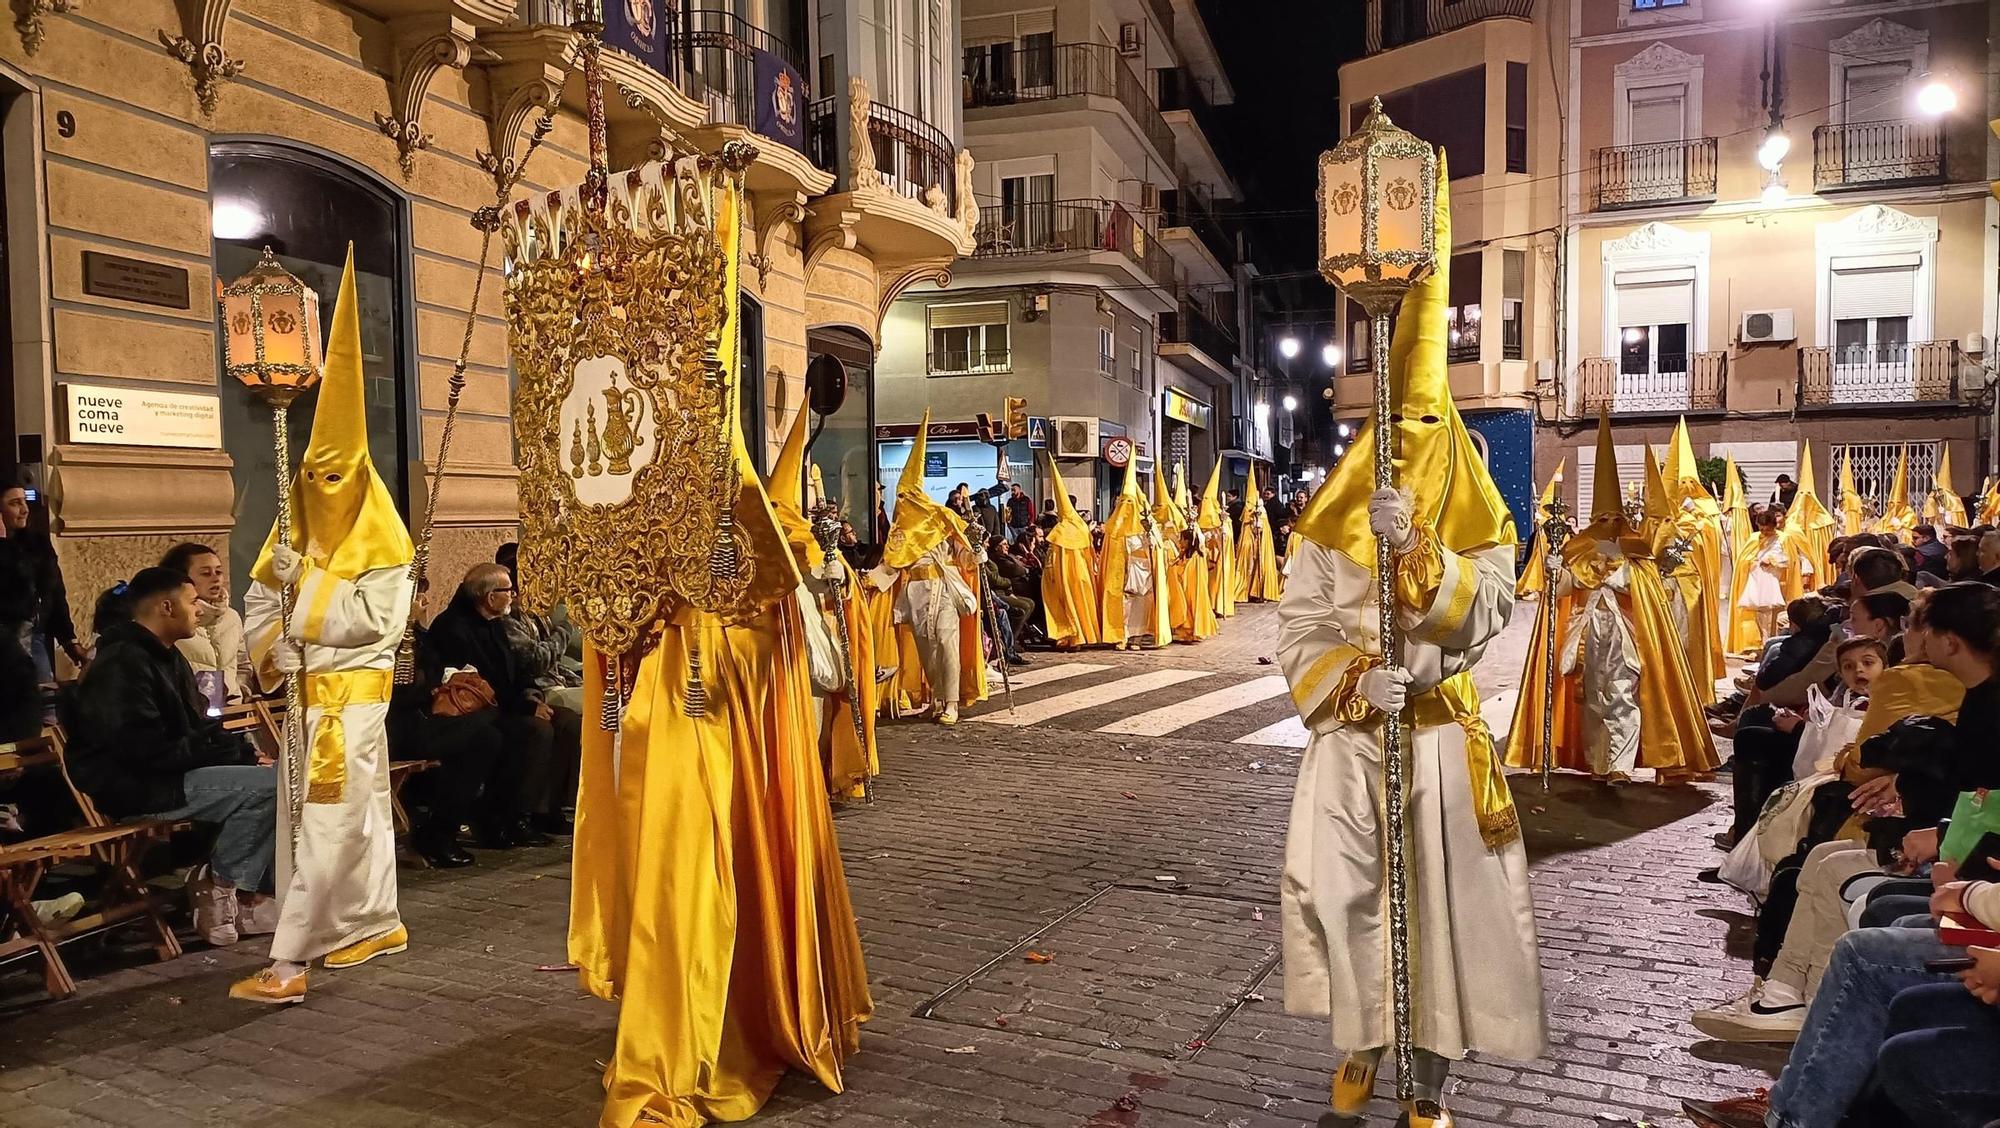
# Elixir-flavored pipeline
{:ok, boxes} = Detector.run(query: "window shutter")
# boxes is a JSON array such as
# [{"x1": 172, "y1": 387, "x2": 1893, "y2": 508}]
[
  {"x1": 1628, "y1": 85, "x2": 1685, "y2": 145},
  {"x1": 1616, "y1": 279, "x2": 1694, "y2": 328},
  {"x1": 1013, "y1": 10, "x2": 1055, "y2": 36},
  {"x1": 1843, "y1": 63, "x2": 1909, "y2": 124},
  {"x1": 928, "y1": 301, "x2": 1010, "y2": 330},
  {"x1": 1830, "y1": 265, "x2": 1916, "y2": 321}
]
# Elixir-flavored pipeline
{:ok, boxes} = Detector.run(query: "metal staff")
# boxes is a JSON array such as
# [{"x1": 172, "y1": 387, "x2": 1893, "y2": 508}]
[
  {"x1": 976, "y1": 544, "x2": 1014, "y2": 712},
  {"x1": 811, "y1": 500, "x2": 874, "y2": 803},
  {"x1": 1537, "y1": 497, "x2": 1573, "y2": 792}
]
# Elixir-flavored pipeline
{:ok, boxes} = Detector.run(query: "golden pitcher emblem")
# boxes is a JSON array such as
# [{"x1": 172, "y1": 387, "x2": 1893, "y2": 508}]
[{"x1": 599, "y1": 383, "x2": 645, "y2": 476}]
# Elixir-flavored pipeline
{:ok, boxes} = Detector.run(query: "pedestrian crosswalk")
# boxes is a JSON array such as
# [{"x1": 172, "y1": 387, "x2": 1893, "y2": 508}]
[{"x1": 959, "y1": 660, "x2": 1524, "y2": 750}]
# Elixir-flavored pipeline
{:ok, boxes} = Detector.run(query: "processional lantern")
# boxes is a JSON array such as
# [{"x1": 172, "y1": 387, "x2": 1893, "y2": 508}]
[
  {"x1": 501, "y1": 0, "x2": 775, "y2": 730},
  {"x1": 220, "y1": 246, "x2": 325, "y2": 836},
  {"x1": 1314, "y1": 97, "x2": 1439, "y2": 1109}
]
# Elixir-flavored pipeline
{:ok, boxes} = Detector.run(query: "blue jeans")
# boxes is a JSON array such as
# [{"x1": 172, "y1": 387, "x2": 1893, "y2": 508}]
[
  {"x1": 1769, "y1": 927, "x2": 1961, "y2": 1128},
  {"x1": 1877, "y1": 982, "x2": 2000, "y2": 1128},
  {"x1": 148, "y1": 765, "x2": 277, "y2": 893}
]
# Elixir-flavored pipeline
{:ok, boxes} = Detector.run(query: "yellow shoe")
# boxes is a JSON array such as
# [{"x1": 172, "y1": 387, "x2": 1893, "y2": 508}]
[
  {"x1": 1398, "y1": 1099, "x2": 1456, "y2": 1128},
  {"x1": 323, "y1": 925, "x2": 409, "y2": 969},
  {"x1": 229, "y1": 967, "x2": 307, "y2": 1004},
  {"x1": 1331, "y1": 1054, "x2": 1378, "y2": 1116}
]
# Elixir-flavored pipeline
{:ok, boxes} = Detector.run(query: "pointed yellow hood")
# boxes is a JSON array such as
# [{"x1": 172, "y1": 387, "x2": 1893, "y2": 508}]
[
  {"x1": 1173, "y1": 463, "x2": 1194, "y2": 517},
  {"x1": 883, "y1": 410, "x2": 967, "y2": 568},
  {"x1": 1785, "y1": 443, "x2": 1834, "y2": 535},
  {"x1": 763, "y1": 407, "x2": 821, "y2": 571},
  {"x1": 1644, "y1": 445, "x2": 1673, "y2": 527},
  {"x1": 1151, "y1": 461, "x2": 1185, "y2": 534},
  {"x1": 1295, "y1": 160, "x2": 1515, "y2": 564},
  {"x1": 1105, "y1": 450, "x2": 1146, "y2": 539},
  {"x1": 1197, "y1": 457, "x2": 1226, "y2": 530},
  {"x1": 1665, "y1": 417, "x2": 1720, "y2": 518},
  {"x1": 1043, "y1": 452, "x2": 1091, "y2": 551},
  {"x1": 1590, "y1": 411, "x2": 1623, "y2": 523},
  {"x1": 1537, "y1": 457, "x2": 1566, "y2": 510},
  {"x1": 254, "y1": 246, "x2": 413, "y2": 587}
]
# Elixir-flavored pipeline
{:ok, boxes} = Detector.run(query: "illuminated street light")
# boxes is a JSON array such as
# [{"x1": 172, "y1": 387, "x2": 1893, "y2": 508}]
[
  {"x1": 1282, "y1": 394, "x2": 1299, "y2": 412},
  {"x1": 1322, "y1": 343, "x2": 1340, "y2": 368},
  {"x1": 1916, "y1": 78, "x2": 1957, "y2": 116},
  {"x1": 1622, "y1": 327, "x2": 1644, "y2": 345},
  {"x1": 1253, "y1": 401, "x2": 1271, "y2": 423},
  {"x1": 1279, "y1": 336, "x2": 1301, "y2": 360},
  {"x1": 1337, "y1": 422, "x2": 1352, "y2": 438},
  {"x1": 1756, "y1": 126, "x2": 1790, "y2": 171},
  {"x1": 1761, "y1": 173, "x2": 1788, "y2": 207}
]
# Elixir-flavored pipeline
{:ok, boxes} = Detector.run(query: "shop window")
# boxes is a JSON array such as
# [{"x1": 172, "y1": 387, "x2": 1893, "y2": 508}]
[{"x1": 210, "y1": 141, "x2": 411, "y2": 597}]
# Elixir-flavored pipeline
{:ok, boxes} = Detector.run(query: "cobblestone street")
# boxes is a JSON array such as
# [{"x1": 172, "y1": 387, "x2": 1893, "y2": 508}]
[{"x1": 2, "y1": 602, "x2": 1786, "y2": 1128}]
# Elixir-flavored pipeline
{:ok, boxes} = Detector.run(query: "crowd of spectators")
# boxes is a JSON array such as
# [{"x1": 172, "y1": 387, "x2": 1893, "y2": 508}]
[{"x1": 1683, "y1": 515, "x2": 2000, "y2": 1128}]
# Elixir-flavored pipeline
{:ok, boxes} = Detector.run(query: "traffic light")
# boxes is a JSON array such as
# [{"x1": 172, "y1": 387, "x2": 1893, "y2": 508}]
[
  {"x1": 1004, "y1": 396, "x2": 1029, "y2": 440},
  {"x1": 975, "y1": 412, "x2": 997, "y2": 445}
]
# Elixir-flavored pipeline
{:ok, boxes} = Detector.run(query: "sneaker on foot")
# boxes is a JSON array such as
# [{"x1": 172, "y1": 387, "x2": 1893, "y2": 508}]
[
  {"x1": 1692, "y1": 982, "x2": 1805, "y2": 1043},
  {"x1": 186, "y1": 865, "x2": 239, "y2": 947},
  {"x1": 32, "y1": 892, "x2": 84, "y2": 925},
  {"x1": 238, "y1": 893, "x2": 281, "y2": 937}
]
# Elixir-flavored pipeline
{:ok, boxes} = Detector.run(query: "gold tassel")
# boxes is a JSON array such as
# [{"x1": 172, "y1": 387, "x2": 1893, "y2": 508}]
[
  {"x1": 598, "y1": 652, "x2": 622, "y2": 731},
  {"x1": 391, "y1": 623, "x2": 417, "y2": 687},
  {"x1": 684, "y1": 642, "x2": 707, "y2": 718}
]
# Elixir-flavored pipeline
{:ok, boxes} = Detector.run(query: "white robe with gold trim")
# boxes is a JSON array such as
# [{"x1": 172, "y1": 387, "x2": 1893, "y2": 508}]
[
  {"x1": 1277, "y1": 540, "x2": 1546, "y2": 1062},
  {"x1": 246, "y1": 564, "x2": 410, "y2": 963}
]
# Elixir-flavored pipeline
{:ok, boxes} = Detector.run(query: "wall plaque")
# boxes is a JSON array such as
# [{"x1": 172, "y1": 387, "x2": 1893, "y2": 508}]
[
  {"x1": 64, "y1": 383, "x2": 221, "y2": 448},
  {"x1": 82, "y1": 252, "x2": 192, "y2": 310}
]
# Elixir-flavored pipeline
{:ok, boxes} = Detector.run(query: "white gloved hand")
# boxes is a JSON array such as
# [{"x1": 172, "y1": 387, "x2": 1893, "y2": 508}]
[
  {"x1": 272, "y1": 639, "x2": 304, "y2": 676},
  {"x1": 1357, "y1": 665, "x2": 1413, "y2": 714},
  {"x1": 1367, "y1": 488, "x2": 1417, "y2": 552},
  {"x1": 816, "y1": 555, "x2": 846, "y2": 584},
  {"x1": 270, "y1": 543, "x2": 304, "y2": 586}
]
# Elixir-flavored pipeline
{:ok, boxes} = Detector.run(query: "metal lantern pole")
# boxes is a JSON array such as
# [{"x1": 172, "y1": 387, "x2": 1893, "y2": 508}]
[
  {"x1": 811, "y1": 500, "x2": 875, "y2": 803},
  {"x1": 1538, "y1": 497, "x2": 1572, "y2": 791},
  {"x1": 1316, "y1": 98, "x2": 1437, "y2": 1107}
]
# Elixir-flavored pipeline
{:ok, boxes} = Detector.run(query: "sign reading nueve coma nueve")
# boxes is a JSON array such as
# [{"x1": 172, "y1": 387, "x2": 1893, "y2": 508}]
[{"x1": 64, "y1": 383, "x2": 222, "y2": 449}]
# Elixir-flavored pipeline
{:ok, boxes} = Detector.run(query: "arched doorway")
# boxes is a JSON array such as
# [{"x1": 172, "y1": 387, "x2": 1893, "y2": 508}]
[
  {"x1": 804, "y1": 325, "x2": 875, "y2": 543},
  {"x1": 208, "y1": 141, "x2": 414, "y2": 598}
]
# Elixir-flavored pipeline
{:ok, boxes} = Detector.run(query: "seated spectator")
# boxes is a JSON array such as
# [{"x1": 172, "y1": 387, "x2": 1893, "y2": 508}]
[
  {"x1": 65, "y1": 567, "x2": 276, "y2": 947},
  {"x1": 495, "y1": 543, "x2": 584, "y2": 715},
  {"x1": 982, "y1": 536, "x2": 1031, "y2": 666},
  {"x1": 159, "y1": 542, "x2": 246, "y2": 709},
  {"x1": 1979, "y1": 530, "x2": 2000, "y2": 585},
  {"x1": 1727, "y1": 633, "x2": 1880, "y2": 846},
  {"x1": 1912, "y1": 523, "x2": 1950, "y2": 577},
  {"x1": 426, "y1": 563, "x2": 568, "y2": 842},
  {"x1": 383, "y1": 581, "x2": 494, "y2": 868}
]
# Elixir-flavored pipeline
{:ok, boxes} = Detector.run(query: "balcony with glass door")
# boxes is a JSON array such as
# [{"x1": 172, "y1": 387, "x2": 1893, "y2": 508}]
[
  {"x1": 1799, "y1": 333, "x2": 1961, "y2": 408},
  {"x1": 964, "y1": 197, "x2": 1176, "y2": 301},
  {"x1": 1576, "y1": 324, "x2": 1725, "y2": 416},
  {"x1": 1812, "y1": 120, "x2": 1945, "y2": 191},
  {"x1": 962, "y1": 41, "x2": 1176, "y2": 169},
  {"x1": 1591, "y1": 137, "x2": 1718, "y2": 209},
  {"x1": 1158, "y1": 299, "x2": 1236, "y2": 386}
]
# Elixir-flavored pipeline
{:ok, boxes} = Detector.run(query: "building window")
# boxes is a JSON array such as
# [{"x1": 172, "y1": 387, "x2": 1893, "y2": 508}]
[
  {"x1": 1447, "y1": 251, "x2": 1481, "y2": 364},
  {"x1": 927, "y1": 301, "x2": 1011, "y2": 374},
  {"x1": 1124, "y1": 325, "x2": 1142, "y2": 388},
  {"x1": 1020, "y1": 31, "x2": 1054, "y2": 91},
  {"x1": 1353, "y1": 67, "x2": 1485, "y2": 179},
  {"x1": 1830, "y1": 260, "x2": 1917, "y2": 367},
  {"x1": 1347, "y1": 307, "x2": 1371, "y2": 374},
  {"x1": 1628, "y1": 83, "x2": 1687, "y2": 145},
  {"x1": 1505, "y1": 62, "x2": 1528, "y2": 174},
  {"x1": 1098, "y1": 326, "x2": 1115, "y2": 379},
  {"x1": 1841, "y1": 62, "x2": 1910, "y2": 125},
  {"x1": 1502, "y1": 249, "x2": 1525, "y2": 360},
  {"x1": 999, "y1": 173, "x2": 1055, "y2": 249},
  {"x1": 1632, "y1": 0, "x2": 1687, "y2": 9},
  {"x1": 210, "y1": 142, "x2": 412, "y2": 595},
  {"x1": 809, "y1": 326, "x2": 877, "y2": 541},
  {"x1": 1619, "y1": 322, "x2": 1689, "y2": 376}
]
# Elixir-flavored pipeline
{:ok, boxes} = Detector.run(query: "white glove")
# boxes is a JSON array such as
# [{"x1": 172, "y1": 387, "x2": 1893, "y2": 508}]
[
  {"x1": 1367, "y1": 487, "x2": 1417, "y2": 552},
  {"x1": 272, "y1": 639, "x2": 304, "y2": 676},
  {"x1": 270, "y1": 543, "x2": 303, "y2": 585},
  {"x1": 1357, "y1": 665, "x2": 1412, "y2": 714},
  {"x1": 974, "y1": 543, "x2": 989, "y2": 564},
  {"x1": 816, "y1": 555, "x2": 846, "y2": 584}
]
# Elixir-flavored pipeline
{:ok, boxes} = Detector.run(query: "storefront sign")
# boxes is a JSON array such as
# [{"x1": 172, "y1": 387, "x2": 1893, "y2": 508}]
[
  {"x1": 753, "y1": 48, "x2": 806, "y2": 152},
  {"x1": 1162, "y1": 387, "x2": 1211, "y2": 429},
  {"x1": 924, "y1": 450, "x2": 949, "y2": 476},
  {"x1": 875, "y1": 419, "x2": 982, "y2": 441},
  {"x1": 64, "y1": 383, "x2": 221, "y2": 448},
  {"x1": 82, "y1": 252, "x2": 191, "y2": 310},
  {"x1": 1102, "y1": 435, "x2": 1134, "y2": 468}
]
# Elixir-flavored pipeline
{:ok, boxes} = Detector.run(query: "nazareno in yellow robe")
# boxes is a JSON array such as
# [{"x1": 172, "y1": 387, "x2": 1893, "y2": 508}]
[
  {"x1": 1234, "y1": 505, "x2": 1281, "y2": 602},
  {"x1": 1037, "y1": 452, "x2": 1100, "y2": 650},
  {"x1": 1197, "y1": 458, "x2": 1237, "y2": 619}
]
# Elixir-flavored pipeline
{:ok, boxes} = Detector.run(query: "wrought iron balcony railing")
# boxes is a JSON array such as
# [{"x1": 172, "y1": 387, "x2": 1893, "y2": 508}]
[
  {"x1": 1798, "y1": 341, "x2": 1960, "y2": 407},
  {"x1": 1161, "y1": 191, "x2": 1235, "y2": 272},
  {"x1": 1577, "y1": 352, "x2": 1726, "y2": 415},
  {"x1": 667, "y1": 9, "x2": 809, "y2": 136},
  {"x1": 964, "y1": 42, "x2": 1175, "y2": 167},
  {"x1": 866, "y1": 101, "x2": 956, "y2": 205},
  {"x1": 971, "y1": 199, "x2": 1175, "y2": 289},
  {"x1": 1160, "y1": 300, "x2": 1237, "y2": 367},
  {"x1": 1812, "y1": 120, "x2": 1945, "y2": 191},
  {"x1": 927, "y1": 348, "x2": 1012, "y2": 376},
  {"x1": 1372, "y1": 0, "x2": 1535, "y2": 54},
  {"x1": 1592, "y1": 138, "x2": 1718, "y2": 209}
]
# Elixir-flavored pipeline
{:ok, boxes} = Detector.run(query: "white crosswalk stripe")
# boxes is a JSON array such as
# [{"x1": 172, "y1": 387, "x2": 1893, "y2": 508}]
[
  {"x1": 1095, "y1": 675, "x2": 1291, "y2": 737},
  {"x1": 968, "y1": 668, "x2": 1212, "y2": 727},
  {"x1": 995, "y1": 662, "x2": 1113, "y2": 691},
  {"x1": 1232, "y1": 715, "x2": 1308, "y2": 748}
]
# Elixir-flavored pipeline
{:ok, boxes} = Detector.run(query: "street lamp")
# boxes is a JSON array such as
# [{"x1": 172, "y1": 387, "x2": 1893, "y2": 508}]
[
  {"x1": 221, "y1": 245, "x2": 324, "y2": 838},
  {"x1": 1915, "y1": 77, "x2": 1957, "y2": 116},
  {"x1": 1322, "y1": 342, "x2": 1340, "y2": 368},
  {"x1": 1279, "y1": 335, "x2": 1301, "y2": 360},
  {"x1": 1756, "y1": 125, "x2": 1790, "y2": 171},
  {"x1": 1282, "y1": 394, "x2": 1299, "y2": 412},
  {"x1": 1317, "y1": 95, "x2": 1437, "y2": 1109},
  {"x1": 1253, "y1": 401, "x2": 1271, "y2": 423}
]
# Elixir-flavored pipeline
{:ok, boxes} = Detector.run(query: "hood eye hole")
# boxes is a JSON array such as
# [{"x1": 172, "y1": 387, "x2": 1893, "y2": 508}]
[
  {"x1": 1390, "y1": 413, "x2": 1405, "y2": 423},
  {"x1": 303, "y1": 471, "x2": 315, "y2": 480},
  {"x1": 1422, "y1": 414, "x2": 1441, "y2": 424},
  {"x1": 325, "y1": 472, "x2": 343, "y2": 483}
]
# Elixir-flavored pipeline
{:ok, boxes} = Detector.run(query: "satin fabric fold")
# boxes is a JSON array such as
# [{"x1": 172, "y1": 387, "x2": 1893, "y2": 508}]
[{"x1": 569, "y1": 603, "x2": 872, "y2": 1128}]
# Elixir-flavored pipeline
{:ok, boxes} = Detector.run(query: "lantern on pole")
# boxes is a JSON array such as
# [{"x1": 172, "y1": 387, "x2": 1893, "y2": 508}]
[
  {"x1": 221, "y1": 246, "x2": 324, "y2": 833},
  {"x1": 1314, "y1": 97, "x2": 1438, "y2": 1108}
]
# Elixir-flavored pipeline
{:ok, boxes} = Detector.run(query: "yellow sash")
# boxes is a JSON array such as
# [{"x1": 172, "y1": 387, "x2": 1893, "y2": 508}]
[
  {"x1": 1411, "y1": 672, "x2": 1518, "y2": 849},
  {"x1": 301, "y1": 668, "x2": 394, "y2": 804}
]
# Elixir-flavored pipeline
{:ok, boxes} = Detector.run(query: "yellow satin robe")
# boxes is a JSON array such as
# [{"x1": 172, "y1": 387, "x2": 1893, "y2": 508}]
[
  {"x1": 1234, "y1": 512, "x2": 1281, "y2": 603},
  {"x1": 569, "y1": 602, "x2": 872, "y2": 1128},
  {"x1": 1173, "y1": 537, "x2": 1217, "y2": 643},
  {"x1": 824, "y1": 558, "x2": 878, "y2": 799},
  {"x1": 1041, "y1": 539, "x2": 1102, "y2": 650}
]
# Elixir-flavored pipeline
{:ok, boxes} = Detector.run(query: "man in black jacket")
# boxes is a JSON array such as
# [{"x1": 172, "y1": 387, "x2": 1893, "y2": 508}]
[
  {"x1": 68, "y1": 567, "x2": 274, "y2": 947},
  {"x1": 425, "y1": 563, "x2": 562, "y2": 845}
]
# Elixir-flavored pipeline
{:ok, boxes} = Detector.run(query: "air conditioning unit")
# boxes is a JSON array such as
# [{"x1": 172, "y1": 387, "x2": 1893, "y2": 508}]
[
  {"x1": 1117, "y1": 22, "x2": 1142, "y2": 56},
  {"x1": 1139, "y1": 183, "x2": 1161, "y2": 212},
  {"x1": 1741, "y1": 308, "x2": 1796, "y2": 344},
  {"x1": 1052, "y1": 416, "x2": 1100, "y2": 458}
]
